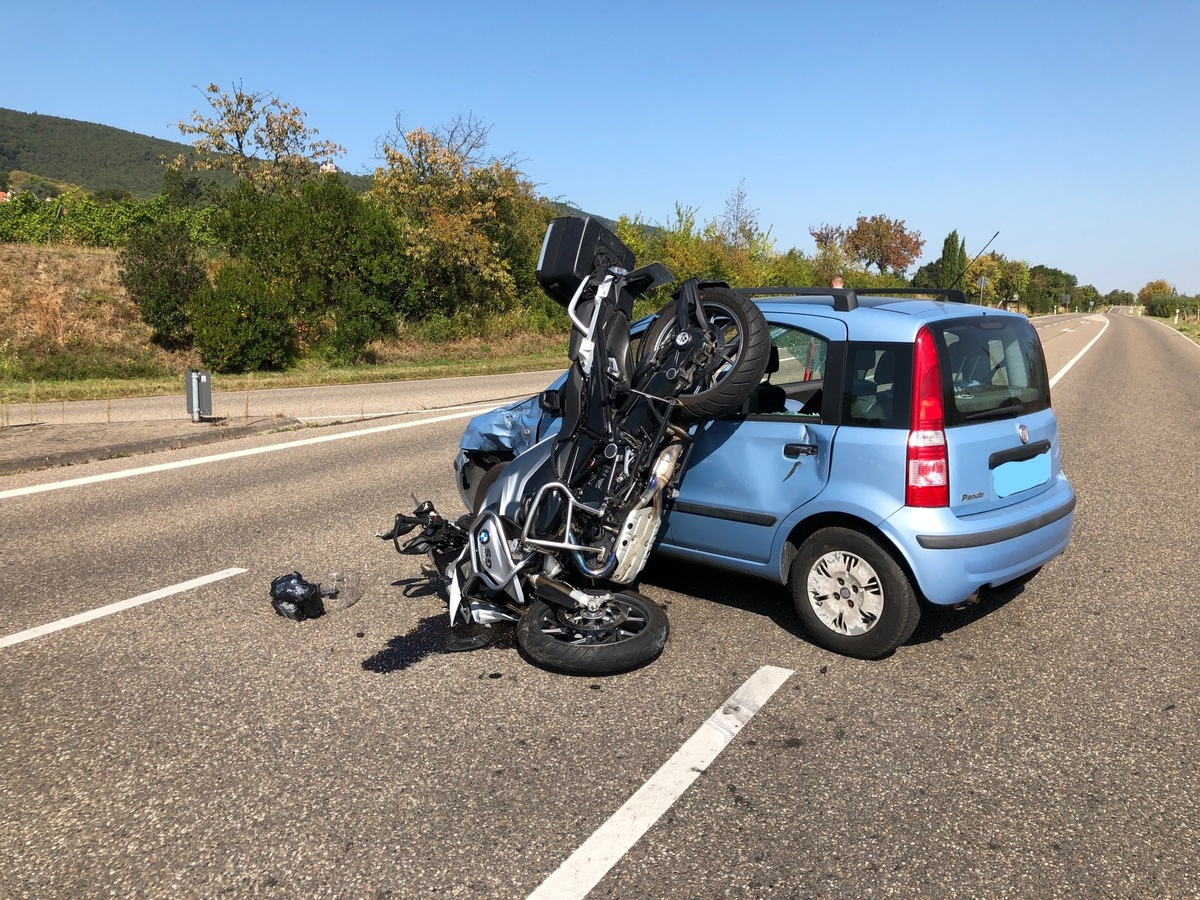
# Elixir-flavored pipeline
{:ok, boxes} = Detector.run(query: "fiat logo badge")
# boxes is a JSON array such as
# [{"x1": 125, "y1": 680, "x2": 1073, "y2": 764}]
[{"x1": 1018, "y1": 424, "x2": 1030, "y2": 444}]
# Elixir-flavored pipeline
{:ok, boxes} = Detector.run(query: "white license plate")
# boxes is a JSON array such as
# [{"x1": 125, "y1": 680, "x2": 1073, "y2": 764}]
[{"x1": 993, "y1": 453, "x2": 1050, "y2": 498}]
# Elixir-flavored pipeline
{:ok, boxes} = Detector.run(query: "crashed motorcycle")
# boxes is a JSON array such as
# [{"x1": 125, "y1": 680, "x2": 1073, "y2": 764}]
[{"x1": 380, "y1": 216, "x2": 770, "y2": 674}]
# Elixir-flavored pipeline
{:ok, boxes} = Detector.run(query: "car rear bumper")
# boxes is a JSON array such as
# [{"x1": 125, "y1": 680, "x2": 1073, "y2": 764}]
[
  {"x1": 914, "y1": 493, "x2": 1076, "y2": 550},
  {"x1": 884, "y1": 475, "x2": 1076, "y2": 605}
]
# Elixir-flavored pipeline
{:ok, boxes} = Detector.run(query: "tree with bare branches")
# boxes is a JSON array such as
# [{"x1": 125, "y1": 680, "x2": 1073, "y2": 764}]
[{"x1": 171, "y1": 82, "x2": 345, "y2": 193}]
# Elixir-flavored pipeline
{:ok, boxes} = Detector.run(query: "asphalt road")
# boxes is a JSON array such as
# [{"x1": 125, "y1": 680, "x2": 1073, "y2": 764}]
[{"x1": 2, "y1": 311, "x2": 1197, "y2": 898}]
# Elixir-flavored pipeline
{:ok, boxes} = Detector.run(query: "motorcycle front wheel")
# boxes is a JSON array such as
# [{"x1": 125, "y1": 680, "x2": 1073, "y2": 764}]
[
  {"x1": 639, "y1": 285, "x2": 771, "y2": 422},
  {"x1": 516, "y1": 591, "x2": 668, "y2": 675}
]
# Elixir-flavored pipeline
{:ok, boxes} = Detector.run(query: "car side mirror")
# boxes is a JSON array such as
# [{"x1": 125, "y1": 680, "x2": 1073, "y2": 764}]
[{"x1": 539, "y1": 389, "x2": 562, "y2": 416}]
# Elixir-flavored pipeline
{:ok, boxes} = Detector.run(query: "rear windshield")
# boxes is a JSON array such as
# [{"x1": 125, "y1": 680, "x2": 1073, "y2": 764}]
[{"x1": 930, "y1": 317, "x2": 1050, "y2": 426}]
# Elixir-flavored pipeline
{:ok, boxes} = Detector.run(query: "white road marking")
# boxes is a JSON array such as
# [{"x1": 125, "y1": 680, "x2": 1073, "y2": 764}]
[
  {"x1": 0, "y1": 567, "x2": 248, "y2": 649},
  {"x1": 1050, "y1": 314, "x2": 1110, "y2": 388},
  {"x1": 527, "y1": 665, "x2": 794, "y2": 900},
  {"x1": 290, "y1": 397, "x2": 529, "y2": 422},
  {"x1": 0, "y1": 408, "x2": 491, "y2": 501},
  {"x1": 1147, "y1": 316, "x2": 1200, "y2": 353}
]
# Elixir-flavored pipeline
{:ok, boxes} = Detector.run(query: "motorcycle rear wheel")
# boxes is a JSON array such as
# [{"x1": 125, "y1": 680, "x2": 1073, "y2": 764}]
[
  {"x1": 639, "y1": 285, "x2": 771, "y2": 421},
  {"x1": 516, "y1": 591, "x2": 668, "y2": 675}
]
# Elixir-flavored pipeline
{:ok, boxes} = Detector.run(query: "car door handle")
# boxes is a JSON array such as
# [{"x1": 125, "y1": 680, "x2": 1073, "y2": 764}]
[{"x1": 784, "y1": 443, "x2": 818, "y2": 458}]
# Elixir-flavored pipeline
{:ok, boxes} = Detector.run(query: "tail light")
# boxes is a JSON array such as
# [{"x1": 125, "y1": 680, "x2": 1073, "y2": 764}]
[{"x1": 906, "y1": 327, "x2": 948, "y2": 507}]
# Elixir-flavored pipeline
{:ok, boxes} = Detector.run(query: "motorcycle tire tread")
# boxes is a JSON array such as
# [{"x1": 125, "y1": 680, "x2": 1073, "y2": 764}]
[
  {"x1": 516, "y1": 592, "x2": 669, "y2": 676},
  {"x1": 639, "y1": 286, "x2": 772, "y2": 423}
]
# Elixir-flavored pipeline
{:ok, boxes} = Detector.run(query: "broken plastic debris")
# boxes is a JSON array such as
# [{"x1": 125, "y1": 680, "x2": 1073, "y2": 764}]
[{"x1": 321, "y1": 571, "x2": 362, "y2": 612}]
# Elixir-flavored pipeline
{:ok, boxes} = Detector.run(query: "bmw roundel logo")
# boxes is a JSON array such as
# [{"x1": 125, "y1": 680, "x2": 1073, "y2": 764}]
[
  {"x1": 478, "y1": 529, "x2": 490, "y2": 545},
  {"x1": 1018, "y1": 424, "x2": 1030, "y2": 444}
]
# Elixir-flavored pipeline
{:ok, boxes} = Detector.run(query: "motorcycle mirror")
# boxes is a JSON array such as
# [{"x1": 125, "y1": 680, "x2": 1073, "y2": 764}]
[{"x1": 625, "y1": 262, "x2": 674, "y2": 297}]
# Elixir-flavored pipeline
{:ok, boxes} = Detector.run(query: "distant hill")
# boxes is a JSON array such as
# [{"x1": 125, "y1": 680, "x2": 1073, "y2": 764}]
[
  {"x1": 0, "y1": 109, "x2": 618, "y2": 230},
  {"x1": 0, "y1": 108, "x2": 372, "y2": 197}
]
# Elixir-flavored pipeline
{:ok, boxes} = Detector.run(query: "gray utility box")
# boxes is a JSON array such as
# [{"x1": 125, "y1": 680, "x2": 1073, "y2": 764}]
[{"x1": 186, "y1": 369, "x2": 212, "y2": 422}]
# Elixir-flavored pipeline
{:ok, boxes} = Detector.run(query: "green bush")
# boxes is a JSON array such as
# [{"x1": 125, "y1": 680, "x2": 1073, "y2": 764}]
[
  {"x1": 0, "y1": 191, "x2": 56, "y2": 243},
  {"x1": 415, "y1": 314, "x2": 462, "y2": 343},
  {"x1": 214, "y1": 177, "x2": 404, "y2": 363},
  {"x1": 320, "y1": 283, "x2": 393, "y2": 366},
  {"x1": 191, "y1": 263, "x2": 297, "y2": 373},
  {"x1": 117, "y1": 221, "x2": 206, "y2": 348},
  {"x1": 1145, "y1": 294, "x2": 1196, "y2": 318},
  {"x1": 0, "y1": 186, "x2": 218, "y2": 248}
]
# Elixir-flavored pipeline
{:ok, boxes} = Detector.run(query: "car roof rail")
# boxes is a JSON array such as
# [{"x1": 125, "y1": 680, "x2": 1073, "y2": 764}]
[
  {"x1": 735, "y1": 286, "x2": 970, "y2": 312},
  {"x1": 850, "y1": 287, "x2": 969, "y2": 304},
  {"x1": 735, "y1": 287, "x2": 859, "y2": 312}
]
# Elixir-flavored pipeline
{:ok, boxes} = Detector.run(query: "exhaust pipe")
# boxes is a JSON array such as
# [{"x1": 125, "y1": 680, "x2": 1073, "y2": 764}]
[{"x1": 634, "y1": 437, "x2": 684, "y2": 509}]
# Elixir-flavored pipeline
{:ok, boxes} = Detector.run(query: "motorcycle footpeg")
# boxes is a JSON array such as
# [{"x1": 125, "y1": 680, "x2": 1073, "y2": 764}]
[{"x1": 447, "y1": 622, "x2": 494, "y2": 652}]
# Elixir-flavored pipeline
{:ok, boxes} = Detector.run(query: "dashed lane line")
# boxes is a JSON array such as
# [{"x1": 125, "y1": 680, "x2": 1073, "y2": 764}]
[
  {"x1": 527, "y1": 665, "x2": 794, "y2": 900},
  {"x1": 0, "y1": 568, "x2": 248, "y2": 649},
  {"x1": 0, "y1": 407, "x2": 494, "y2": 501}
]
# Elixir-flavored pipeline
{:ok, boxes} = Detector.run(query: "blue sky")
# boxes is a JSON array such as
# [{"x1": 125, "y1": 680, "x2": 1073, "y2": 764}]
[{"x1": 5, "y1": 1, "x2": 1198, "y2": 295}]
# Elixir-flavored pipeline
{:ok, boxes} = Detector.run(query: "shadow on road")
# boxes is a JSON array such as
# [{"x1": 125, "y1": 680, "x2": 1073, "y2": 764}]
[
  {"x1": 907, "y1": 577, "x2": 1030, "y2": 647},
  {"x1": 637, "y1": 559, "x2": 815, "y2": 644},
  {"x1": 638, "y1": 558, "x2": 1033, "y2": 657},
  {"x1": 361, "y1": 612, "x2": 449, "y2": 673},
  {"x1": 362, "y1": 559, "x2": 1035, "y2": 672},
  {"x1": 362, "y1": 574, "x2": 518, "y2": 673}
]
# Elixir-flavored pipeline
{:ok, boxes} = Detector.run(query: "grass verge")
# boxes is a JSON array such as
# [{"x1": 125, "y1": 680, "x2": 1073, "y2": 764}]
[{"x1": 0, "y1": 333, "x2": 570, "y2": 404}]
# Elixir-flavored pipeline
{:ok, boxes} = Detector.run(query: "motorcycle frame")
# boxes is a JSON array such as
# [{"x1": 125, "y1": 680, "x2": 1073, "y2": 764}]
[{"x1": 387, "y1": 250, "x2": 732, "y2": 625}]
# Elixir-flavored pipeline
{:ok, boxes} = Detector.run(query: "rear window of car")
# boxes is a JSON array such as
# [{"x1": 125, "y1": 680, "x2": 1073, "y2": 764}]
[{"x1": 930, "y1": 317, "x2": 1050, "y2": 426}]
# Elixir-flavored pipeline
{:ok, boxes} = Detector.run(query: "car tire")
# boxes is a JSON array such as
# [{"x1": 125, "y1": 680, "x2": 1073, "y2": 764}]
[
  {"x1": 639, "y1": 286, "x2": 772, "y2": 422},
  {"x1": 516, "y1": 591, "x2": 668, "y2": 676},
  {"x1": 789, "y1": 527, "x2": 920, "y2": 659}
]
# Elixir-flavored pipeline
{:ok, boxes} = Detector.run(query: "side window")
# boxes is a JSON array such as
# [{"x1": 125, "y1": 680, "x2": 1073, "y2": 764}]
[
  {"x1": 746, "y1": 325, "x2": 828, "y2": 417},
  {"x1": 772, "y1": 326, "x2": 828, "y2": 384},
  {"x1": 842, "y1": 342, "x2": 911, "y2": 428}
]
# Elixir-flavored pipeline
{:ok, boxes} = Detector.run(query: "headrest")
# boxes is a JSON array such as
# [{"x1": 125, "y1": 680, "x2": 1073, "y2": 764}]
[
  {"x1": 873, "y1": 350, "x2": 895, "y2": 385},
  {"x1": 765, "y1": 344, "x2": 780, "y2": 375}
]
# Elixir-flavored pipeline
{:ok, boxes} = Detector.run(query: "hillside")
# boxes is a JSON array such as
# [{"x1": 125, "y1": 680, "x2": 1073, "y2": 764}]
[
  {"x1": 0, "y1": 243, "x2": 194, "y2": 382},
  {"x1": 0, "y1": 108, "x2": 372, "y2": 197},
  {"x1": 0, "y1": 243, "x2": 572, "y2": 402},
  {"x1": 0, "y1": 109, "x2": 203, "y2": 197}
]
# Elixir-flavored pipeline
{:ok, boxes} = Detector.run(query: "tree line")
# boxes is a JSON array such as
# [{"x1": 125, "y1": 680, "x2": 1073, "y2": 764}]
[{"x1": 1, "y1": 84, "x2": 1193, "y2": 373}]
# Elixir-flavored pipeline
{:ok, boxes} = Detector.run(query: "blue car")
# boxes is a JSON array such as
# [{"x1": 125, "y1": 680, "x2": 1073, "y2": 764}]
[{"x1": 456, "y1": 290, "x2": 1075, "y2": 658}]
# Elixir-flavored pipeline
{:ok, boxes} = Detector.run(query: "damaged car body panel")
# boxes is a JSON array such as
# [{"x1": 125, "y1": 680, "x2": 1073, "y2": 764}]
[{"x1": 455, "y1": 392, "x2": 561, "y2": 513}]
